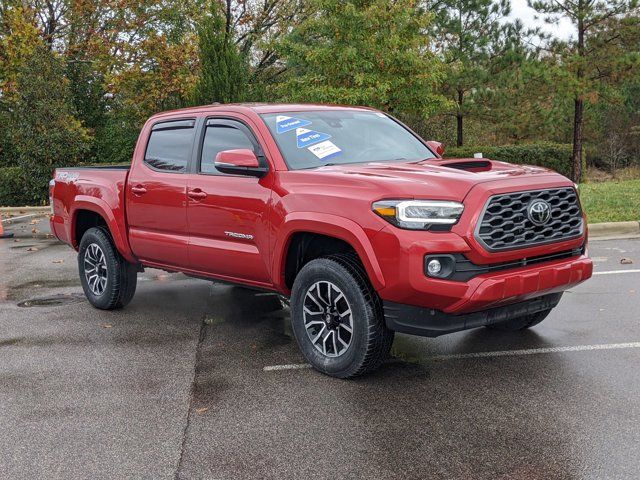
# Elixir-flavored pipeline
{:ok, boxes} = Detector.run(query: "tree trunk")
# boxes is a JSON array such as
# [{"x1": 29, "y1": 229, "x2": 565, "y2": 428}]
[
  {"x1": 456, "y1": 89, "x2": 464, "y2": 147},
  {"x1": 572, "y1": 97, "x2": 584, "y2": 183},
  {"x1": 572, "y1": 9, "x2": 585, "y2": 184}
]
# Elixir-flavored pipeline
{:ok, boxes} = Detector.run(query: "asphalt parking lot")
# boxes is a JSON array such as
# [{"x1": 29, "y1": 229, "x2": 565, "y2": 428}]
[{"x1": 1, "y1": 214, "x2": 639, "y2": 479}]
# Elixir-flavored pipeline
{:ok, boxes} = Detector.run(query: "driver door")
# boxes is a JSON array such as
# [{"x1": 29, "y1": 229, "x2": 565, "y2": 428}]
[{"x1": 185, "y1": 118, "x2": 273, "y2": 286}]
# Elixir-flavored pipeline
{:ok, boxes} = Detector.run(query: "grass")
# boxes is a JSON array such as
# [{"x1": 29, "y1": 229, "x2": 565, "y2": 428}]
[{"x1": 579, "y1": 179, "x2": 640, "y2": 224}]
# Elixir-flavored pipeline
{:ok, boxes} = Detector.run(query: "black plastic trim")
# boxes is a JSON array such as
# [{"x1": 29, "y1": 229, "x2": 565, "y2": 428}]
[
  {"x1": 425, "y1": 246, "x2": 585, "y2": 282},
  {"x1": 383, "y1": 293, "x2": 563, "y2": 337}
]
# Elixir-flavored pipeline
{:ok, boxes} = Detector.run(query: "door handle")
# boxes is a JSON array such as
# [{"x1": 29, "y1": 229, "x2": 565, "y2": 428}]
[
  {"x1": 131, "y1": 185, "x2": 147, "y2": 195},
  {"x1": 187, "y1": 189, "x2": 207, "y2": 200}
]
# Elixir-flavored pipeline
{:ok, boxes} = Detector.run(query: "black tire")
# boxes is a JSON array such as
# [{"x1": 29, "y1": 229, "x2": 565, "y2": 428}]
[
  {"x1": 78, "y1": 227, "x2": 138, "y2": 310},
  {"x1": 486, "y1": 308, "x2": 552, "y2": 332},
  {"x1": 290, "y1": 253, "x2": 394, "y2": 378}
]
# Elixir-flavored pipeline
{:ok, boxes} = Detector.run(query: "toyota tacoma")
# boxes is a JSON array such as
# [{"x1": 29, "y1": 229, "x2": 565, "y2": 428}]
[{"x1": 50, "y1": 103, "x2": 593, "y2": 378}]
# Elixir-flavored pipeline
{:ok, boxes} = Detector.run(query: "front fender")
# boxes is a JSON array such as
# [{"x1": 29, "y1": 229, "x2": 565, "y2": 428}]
[
  {"x1": 272, "y1": 212, "x2": 385, "y2": 293},
  {"x1": 70, "y1": 196, "x2": 136, "y2": 263}
]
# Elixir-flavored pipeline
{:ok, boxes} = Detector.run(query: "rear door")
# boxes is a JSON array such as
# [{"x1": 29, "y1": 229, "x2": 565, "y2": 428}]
[
  {"x1": 126, "y1": 119, "x2": 195, "y2": 268},
  {"x1": 185, "y1": 117, "x2": 273, "y2": 286}
]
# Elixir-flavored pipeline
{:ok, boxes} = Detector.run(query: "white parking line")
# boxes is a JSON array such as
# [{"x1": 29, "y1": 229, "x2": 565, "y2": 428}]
[
  {"x1": 263, "y1": 342, "x2": 640, "y2": 372},
  {"x1": 593, "y1": 269, "x2": 640, "y2": 275},
  {"x1": 263, "y1": 363, "x2": 312, "y2": 372}
]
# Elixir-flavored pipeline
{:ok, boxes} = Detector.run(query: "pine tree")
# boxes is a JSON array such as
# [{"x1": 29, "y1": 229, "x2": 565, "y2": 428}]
[
  {"x1": 193, "y1": 0, "x2": 247, "y2": 105},
  {"x1": 529, "y1": 0, "x2": 638, "y2": 182},
  {"x1": 429, "y1": 0, "x2": 517, "y2": 147}
]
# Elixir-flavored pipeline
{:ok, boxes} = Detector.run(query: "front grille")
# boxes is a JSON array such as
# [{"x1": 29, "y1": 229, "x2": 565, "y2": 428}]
[{"x1": 476, "y1": 188, "x2": 583, "y2": 251}]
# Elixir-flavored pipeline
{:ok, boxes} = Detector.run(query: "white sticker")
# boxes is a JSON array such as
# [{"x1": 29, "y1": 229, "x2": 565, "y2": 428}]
[{"x1": 308, "y1": 140, "x2": 342, "y2": 160}]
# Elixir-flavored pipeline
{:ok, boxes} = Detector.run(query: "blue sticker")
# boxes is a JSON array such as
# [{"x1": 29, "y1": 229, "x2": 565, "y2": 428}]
[
  {"x1": 296, "y1": 128, "x2": 331, "y2": 148},
  {"x1": 276, "y1": 115, "x2": 312, "y2": 134}
]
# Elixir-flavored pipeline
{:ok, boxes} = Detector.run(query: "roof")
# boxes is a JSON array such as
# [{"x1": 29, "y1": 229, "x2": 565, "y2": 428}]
[{"x1": 148, "y1": 102, "x2": 376, "y2": 120}]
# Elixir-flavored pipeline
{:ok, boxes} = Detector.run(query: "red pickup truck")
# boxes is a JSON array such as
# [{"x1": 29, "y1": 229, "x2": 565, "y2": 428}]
[{"x1": 50, "y1": 103, "x2": 592, "y2": 377}]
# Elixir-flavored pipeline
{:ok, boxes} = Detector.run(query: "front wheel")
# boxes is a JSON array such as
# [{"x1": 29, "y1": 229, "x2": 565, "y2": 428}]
[
  {"x1": 78, "y1": 227, "x2": 138, "y2": 310},
  {"x1": 290, "y1": 254, "x2": 394, "y2": 378}
]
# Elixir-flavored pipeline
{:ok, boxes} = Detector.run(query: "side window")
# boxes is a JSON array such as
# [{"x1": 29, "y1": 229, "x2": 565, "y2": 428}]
[
  {"x1": 144, "y1": 121, "x2": 195, "y2": 173},
  {"x1": 200, "y1": 124, "x2": 256, "y2": 174}
]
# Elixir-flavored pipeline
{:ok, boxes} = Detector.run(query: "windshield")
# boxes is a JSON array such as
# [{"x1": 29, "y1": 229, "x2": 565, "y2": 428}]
[{"x1": 260, "y1": 110, "x2": 435, "y2": 170}]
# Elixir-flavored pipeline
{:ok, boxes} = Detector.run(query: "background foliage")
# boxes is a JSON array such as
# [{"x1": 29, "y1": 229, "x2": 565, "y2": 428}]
[
  {"x1": 444, "y1": 143, "x2": 581, "y2": 178},
  {"x1": 0, "y1": 0, "x2": 639, "y2": 205}
]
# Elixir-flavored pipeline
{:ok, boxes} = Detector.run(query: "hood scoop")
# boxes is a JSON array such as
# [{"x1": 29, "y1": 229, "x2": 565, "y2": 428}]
[{"x1": 438, "y1": 160, "x2": 492, "y2": 172}]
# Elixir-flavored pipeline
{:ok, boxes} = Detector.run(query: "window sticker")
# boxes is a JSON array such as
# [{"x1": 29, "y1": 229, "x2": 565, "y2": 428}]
[
  {"x1": 308, "y1": 140, "x2": 342, "y2": 160},
  {"x1": 276, "y1": 115, "x2": 312, "y2": 134},
  {"x1": 296, "y1": 128, "x2": 331, "y2": 148}
]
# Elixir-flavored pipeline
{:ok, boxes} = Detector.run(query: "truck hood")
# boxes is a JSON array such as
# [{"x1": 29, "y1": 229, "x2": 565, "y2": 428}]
[{"x1": 301, "y1": 158, "x2": 562, "y2": 202}]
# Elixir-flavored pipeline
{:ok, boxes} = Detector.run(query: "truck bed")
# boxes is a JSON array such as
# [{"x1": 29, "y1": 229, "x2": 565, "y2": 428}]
[{"x1": 50, "y1": 166, "x2": 131, "y2": 253}]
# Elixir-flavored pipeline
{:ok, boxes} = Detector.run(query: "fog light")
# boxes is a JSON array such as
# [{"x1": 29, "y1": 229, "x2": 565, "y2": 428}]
[
  {"x1": 425, "y1": 254, "x2": 457, "y2": 279},
  {"x1": 427, "y1": 259, "x2": 442, "y2": 275}
]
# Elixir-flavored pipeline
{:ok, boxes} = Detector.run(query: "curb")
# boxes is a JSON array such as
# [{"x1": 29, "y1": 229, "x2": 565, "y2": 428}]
[
  {"x1": 0, "y1": 206, "x2": 50, "y2": 219},
  {"x1": 0, "y1": 205, "x2": 638, "y2": 240},
  {"x1": 589, "y1": 221, "x2": 640, "y2": 240}
]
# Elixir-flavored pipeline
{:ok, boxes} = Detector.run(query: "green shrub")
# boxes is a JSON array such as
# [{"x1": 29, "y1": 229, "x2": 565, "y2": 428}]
[
  {"x1": 4, "y1": 47, "x2": 91, "y2": 205},
  {"x1": 0, "y1": 167, "x2": 35, "y2": 207},
  {"x1": 444, "y1": 143, "x2": 584, "y2": 179}
]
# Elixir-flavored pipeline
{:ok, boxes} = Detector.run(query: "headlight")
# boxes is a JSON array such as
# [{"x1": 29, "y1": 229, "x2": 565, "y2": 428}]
[{"x1": 372, "y1": 200, "x2": 464, "y2": 230}]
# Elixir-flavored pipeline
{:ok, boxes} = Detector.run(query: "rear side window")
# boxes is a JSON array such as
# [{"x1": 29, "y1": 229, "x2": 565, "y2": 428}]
[
  {"x1": 200, "y1": 122, "x2": 256, "y2": 174},
  {"x1": 144, "y1": 120, "x2": 195, "y2": 173}
]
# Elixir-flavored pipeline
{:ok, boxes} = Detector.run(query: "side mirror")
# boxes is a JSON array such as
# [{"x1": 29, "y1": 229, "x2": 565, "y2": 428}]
[
  {"x1": 426, "y1": 140, "x2": 445, "y2": 157},
  {"x1": 214, "y1": 149, "x2": 267, "y2": 177}
]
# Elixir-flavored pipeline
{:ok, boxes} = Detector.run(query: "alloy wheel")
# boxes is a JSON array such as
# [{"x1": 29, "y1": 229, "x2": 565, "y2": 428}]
[
  {"x1": 84, "y1": 243, "x2": 108, "y2": 296},
  {"x1": 303, "y1": 281, "x2": 354, "y2": 357}
]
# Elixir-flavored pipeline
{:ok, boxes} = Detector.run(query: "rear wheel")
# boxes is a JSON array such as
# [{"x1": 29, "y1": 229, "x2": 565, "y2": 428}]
[
  {"x1": 290, "y1": 254, "x2": 394, "y2": 378},
  {"x1": 78, "y1": 227, "x2": 137, "y2": 310},
  {"x1": 486, "y1": 308, "x2": 552, "y2": 332}
]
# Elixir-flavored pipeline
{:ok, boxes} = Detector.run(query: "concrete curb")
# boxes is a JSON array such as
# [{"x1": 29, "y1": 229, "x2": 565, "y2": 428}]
[
  {"x1": 589, "y1": 221, "x2": 640, "y2": 240},
  {"x1": 0, "y1": 206, "x2": 50, "y2": 220}
]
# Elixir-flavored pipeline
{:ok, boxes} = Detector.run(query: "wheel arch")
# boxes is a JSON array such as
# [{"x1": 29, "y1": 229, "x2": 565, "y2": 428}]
[
  {"x1": 273, "y1": 213, "x2": 386, "y2": 293},
  {"x1": 70, "y1": 197, "x2": 136, "y2": 263}
]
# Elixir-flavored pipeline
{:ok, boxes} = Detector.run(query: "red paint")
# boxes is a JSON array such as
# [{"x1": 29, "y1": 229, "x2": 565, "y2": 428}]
[
  {"x1": 215, "y1": 149, "x2": 260, "y2": 168},
  {"x1": 50, "y1": 103, "x2": 592, "y2": 317}
]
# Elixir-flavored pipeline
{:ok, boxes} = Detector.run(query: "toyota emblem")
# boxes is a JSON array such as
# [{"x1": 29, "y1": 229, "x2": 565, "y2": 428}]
[{"x1": 528, "y1": 200, "x2": 552, "y2": 225}]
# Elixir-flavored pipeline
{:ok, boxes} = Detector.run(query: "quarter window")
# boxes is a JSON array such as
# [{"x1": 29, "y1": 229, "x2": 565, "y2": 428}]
[
  {"x1": 145, "y1": 121, "x2": 195, "y2": 173},
  {"x1": 200, "y1": 124, "x2": 256, "y2": 174}
]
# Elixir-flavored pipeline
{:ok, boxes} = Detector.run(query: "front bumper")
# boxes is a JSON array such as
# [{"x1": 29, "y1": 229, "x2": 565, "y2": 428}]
[
  {"x1": 372, "y1": 223, "x2": 593, "y2": 314},
  {"x1": 443, "y1": 253, "x2": 592, "y2": 314},
  {"x1": 384, "y1": 292, "x2": 563, "y2": 337}
]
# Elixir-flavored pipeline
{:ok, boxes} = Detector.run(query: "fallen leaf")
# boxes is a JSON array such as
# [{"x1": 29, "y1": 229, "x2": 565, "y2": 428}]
[
  {"x1": 620, "y1": 258, "x2": 633, "y2": 265},
  {"x1": 31, "y1": 228, "x2": 38, "y2": 234},
  {"x1": 26, "y1": 247, "x2": 38, "y2": 252},
  {"x1": 101, "y1": 323, "x2": 113, "y2": 329},
  {"x1": 195, "y1": 407, "x2": 209, "y2": 414},
  {"x1": 29, "y1": 219, "x2": 40, "y2": 225},
  {"x1": 52, "y1": 259, "x2": 64, "y2": 264}
]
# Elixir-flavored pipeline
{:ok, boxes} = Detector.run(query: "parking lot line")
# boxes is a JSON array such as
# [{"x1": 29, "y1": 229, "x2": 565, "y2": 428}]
[
  {"x1": 593, "y1": 269, "x2": 640, "y2": 275},
  {"x1": 263, "y1": 342, "x2": 640, "y2": 372}
]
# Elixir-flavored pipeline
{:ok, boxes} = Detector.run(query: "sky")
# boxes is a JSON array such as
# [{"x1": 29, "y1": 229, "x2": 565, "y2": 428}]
[{"x1": 509, "y1": 0, "x2": 576, "y2": 40}]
